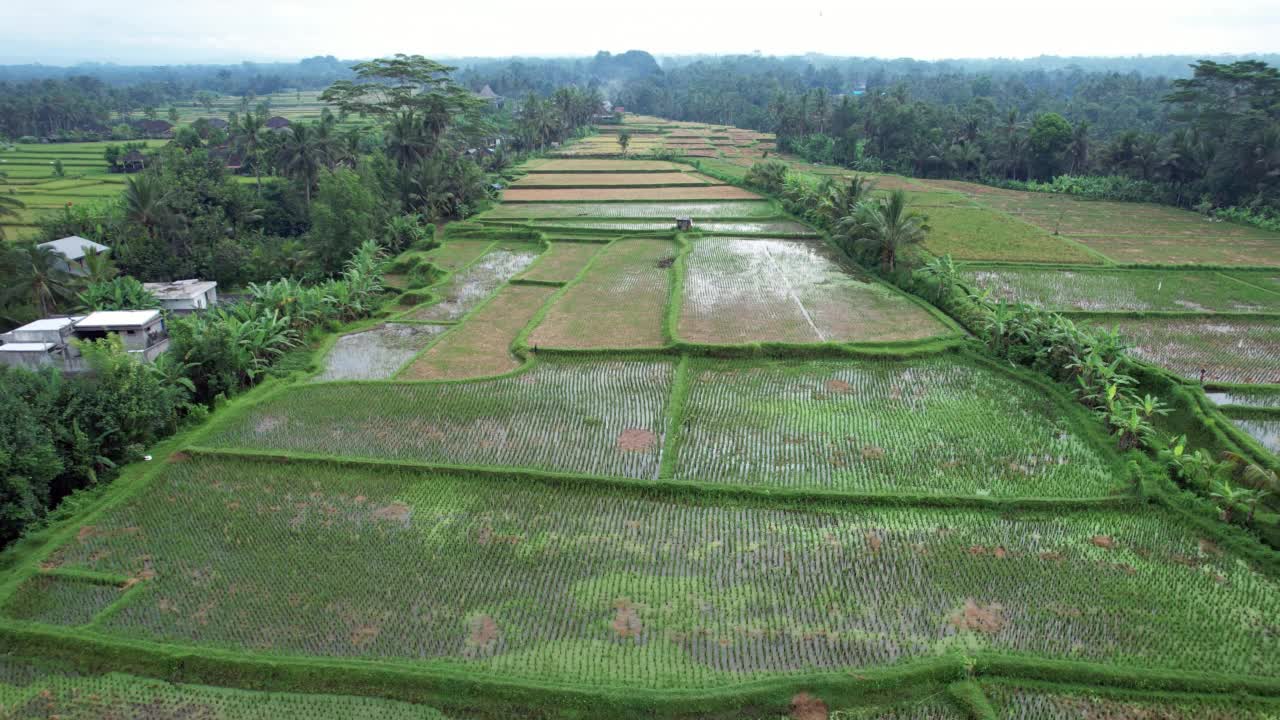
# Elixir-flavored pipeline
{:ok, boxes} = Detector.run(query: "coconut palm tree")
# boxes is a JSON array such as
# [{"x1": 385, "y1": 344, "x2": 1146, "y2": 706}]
[
  {"x1": 838, "y1": 189, "x2": 928, "y2": 273},
  {"x1": 277, "y1": 123, "x2": 324, "y2": 208},
  {"x1": 0, "y1": 243, "x2": 79, "y2": 316},
  {"x1": 122, "y1": 175, "x2": 178, "y2": 251},
  {"x1": 233, "y1": 111, "x2": 268, "y2": 195}
]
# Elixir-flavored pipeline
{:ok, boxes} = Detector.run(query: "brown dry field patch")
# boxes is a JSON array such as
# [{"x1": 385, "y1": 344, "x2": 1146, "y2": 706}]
[
  {"x1": 400, "y1": 284, "x2": 557, "y2": 380},
  {"x1": 511, "y1": 172, "x2": 718, "y2": 187},
  {"x1": 529, "y1": 238, "x2": 673, "y2": 349},
  {"x1": 529, "y1": 159, "x2": 684, "y2": 172},
  {"x1": 503, "y1": 186, "x2": 760, "y2": 202}
]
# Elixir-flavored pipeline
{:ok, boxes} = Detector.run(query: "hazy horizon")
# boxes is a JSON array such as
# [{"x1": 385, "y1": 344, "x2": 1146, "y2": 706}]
[{"x1": 3, "y1": 0, "x2": 1277, "y2": 66}]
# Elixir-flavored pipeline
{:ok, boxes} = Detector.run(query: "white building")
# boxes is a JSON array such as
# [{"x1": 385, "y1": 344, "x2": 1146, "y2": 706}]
[
  {"x1": 38, "y1": 236, "x2": 110, "y2": 276},
  {"x1": 143, "y1": 279, "x2": 218, "y2": 312},
  {"x1": 0, "y1": 317, "x2": 80, "y2": 369},
  {"x1": 0, "y1": 311, "x2": 170, "y2": 371}
]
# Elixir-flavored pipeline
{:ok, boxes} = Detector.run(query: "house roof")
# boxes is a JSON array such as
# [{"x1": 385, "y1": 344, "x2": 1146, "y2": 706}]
[
  {"x1": 9, "y1": 317, "x2": 78, "y2": 333},
  {"x1": 0, "y1": 342, "x2": 56, "y2": 352},
  {"x1": 38, "y1": 236, "x2": 110, "y2": 261},
  {"x1": 143, "y1": 279, "x2": 217, "y2": 300},
  {"x1": 122, "y1": 150, "x2": 146, "y2": 162},
  {"x1": 265, "y1": 116, "x2": 291, "y2": 129},
  {"x1": 75, "y1": 310, "x2": 162, "y2": 329},
  {"x1": 477, "y1": 84, "x2": 501, "y2": 100},
  {"x1": 204, "y1": 118, "x2": 229, "y2": 128}
]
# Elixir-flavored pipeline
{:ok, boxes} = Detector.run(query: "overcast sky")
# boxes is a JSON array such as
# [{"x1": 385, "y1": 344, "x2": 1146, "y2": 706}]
[{"x1": 3, "y1": 0, "x2": 1278, "y2": 65}]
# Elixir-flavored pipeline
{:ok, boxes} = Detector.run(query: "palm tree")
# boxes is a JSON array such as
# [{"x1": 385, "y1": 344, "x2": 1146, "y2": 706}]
[
  {"x1": 1, "y1": 243, "x2": 79, "y2": 316},
  {"x1": 277, "y1": 123, "x2": 324, "y2": 208},
  {"x1": 838, "y1": 189, "x2": 928, "y2": 273},
  {"x1": 123, "y1": 175, "x2": 182, "y2": 256},
  {"x1": 233, "y1": 111, "x2": 268, "y2": 195},
  {"x1": 80, "y1": 247, "x2": 118, "y2": 284},
  {"x1": 1068, "y1": 121, "x2": 1090, "y2": 174},
  {"x1": 385, "y1": 112, "x2": 430, "y2": 170},
  {"x1": 816, "y1": 175, "x2": 876, "y2": 229}
]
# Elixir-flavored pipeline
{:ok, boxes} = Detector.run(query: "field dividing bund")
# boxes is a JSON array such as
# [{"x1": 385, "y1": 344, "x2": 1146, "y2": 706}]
[
  {"x1": 679, "y1": 237, "x2": 954, "y2": 345},
  {"x1": 399, "y1": 284, "x2": 558, "y2": 380},
  {"x1": 528, "y1": 238, "x2": 674, "y2": 349},
  {"x1": 4, "y1": 453, "x2": 1279, "y2": 693}
]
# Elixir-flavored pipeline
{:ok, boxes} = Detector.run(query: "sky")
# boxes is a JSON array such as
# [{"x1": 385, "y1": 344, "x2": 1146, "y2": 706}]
[{"x1": 3, "y1": 0, "x2": 1278, "y2": 65}]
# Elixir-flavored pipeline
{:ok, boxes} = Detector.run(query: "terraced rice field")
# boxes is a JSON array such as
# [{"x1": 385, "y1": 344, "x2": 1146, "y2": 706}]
[
  {"x1": 401, "y1": 243, "x2": 541, "y2": 321},
  {"x1": 203, "y1": 358, "x2": 674, "y2": 478},
  {"x1": 503, "y1": 185, "x2": 760, "y2": 202},
  {"x1": 679, "y1": 237, "x2": 951, "y2": 344},
  {"x1": 923, "y1": 180, "x2": 1280, "y2": 266},
  {"x1": 982, "y1": 681, "x2": 1280, "y2": 719},
  {"x1": 0, "y1": 141, "x2": 166, "y2": 239},
  {"x1": 518, "y1": 241, "x2": 605, "y2": 283},
  {"x1": 17, "y1": 454, "x2": 1279, "y2": 690},
  {"x1": 0, "y1": 657, "x2": 452, "y2": 719},
  {"x1": 6, "y1": 135, "x2": 1278, "y2": 718},
  {"x1": 1231, "y1": 416, "x2": 1280, "y2": 455},
  {"x1": 529, "y1": 219, "x2": 817, "y2": 235},
  {"x1": 919, "y1": 206, "x2": 1102, "y2": 264},
  {"x1": 528, "y1": 239, "x2": 674, "y2": 349},
  {"x1": 400, "y1": 284, "x2": 557, "y2": 380},
  {"x1": 964, "y1": 267, "x2": 1280, "y2": 313},
  {"x1": 315, "y1": 323, "x2": 448, "y2": 381},
  {"x1": 480, "y1": 200, "x2": 778, "y2": 219},
  {"x1": 511, "y1": 172, "x2": 720, "y2": 187},
  {"x1": 1093, "y1": 317, "x2": 1280, "y2": 385},
  {"x1": 673, "y1": 358, "x2": 1118, "y2": 497}
]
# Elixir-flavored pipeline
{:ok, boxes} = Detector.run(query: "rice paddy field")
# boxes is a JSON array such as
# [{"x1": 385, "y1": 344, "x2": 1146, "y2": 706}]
[
  {"x1": 1085, "y1": 316, "x2": 1280, "y2": 385},
  {"x1": 5, "y1": 131, "x2": 1280, "y2": 719},
  {"x1": 0, "y1": 140, "x2": 167, "y2": 240},
  {"x1": 679, "y1": 237, "x2": 952, "y2": 344},
  {"x1": 962, "y1": 267, "x2": 1280, "y2": 313}
]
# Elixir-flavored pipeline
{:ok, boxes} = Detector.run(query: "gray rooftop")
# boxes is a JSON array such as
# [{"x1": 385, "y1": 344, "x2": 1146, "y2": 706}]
[
  {"x1": 38, "y1": 236, "x2": 110, "y2": 262},
  {"x1": 143, "y1": 279, "x2": 217, "y2": 300}
]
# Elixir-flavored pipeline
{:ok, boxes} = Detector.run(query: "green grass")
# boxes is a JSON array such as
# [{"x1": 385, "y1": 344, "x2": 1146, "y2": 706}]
[
  {"x1": 9, "y1": 454, "x2": 1280, "y2": 690},
  {"x1": 921, "y1": 206, "x2": 1103, "y2": 264},
  {"x1": 0, "y1": 656, "x2": 451, "y2": 719},
  {"x1": 963, "y1": 267, "x2": 1280, "y2": 313}
]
